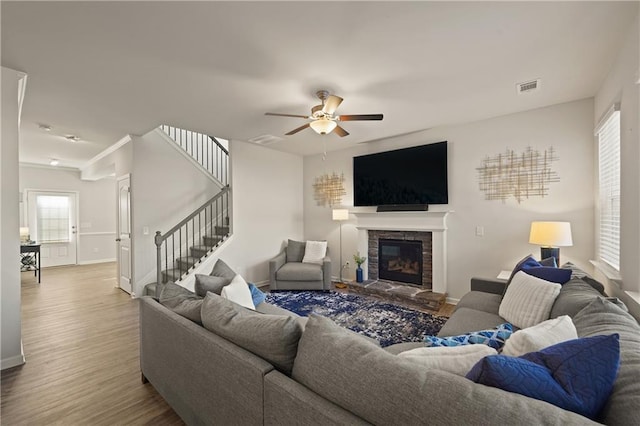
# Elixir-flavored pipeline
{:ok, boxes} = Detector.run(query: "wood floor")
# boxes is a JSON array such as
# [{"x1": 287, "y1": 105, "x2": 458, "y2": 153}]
[
  {"x1": 1, "y1": 263, "x2": 455, "y2": 425},
  {"x1": 1, "y1": 263, "x2": 184, "y2": 425}
]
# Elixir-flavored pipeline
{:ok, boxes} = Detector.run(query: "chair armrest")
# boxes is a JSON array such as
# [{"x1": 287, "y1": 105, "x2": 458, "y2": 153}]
[
  {"x1": 269, "y1": 251, "x2": 287, "y2": 289},
  {"x1": 322, "y1": 255, "x2": 332, "y2": 290},
  {"x1": 470, "y1": 277, "x2": 507, "y2": 295}
]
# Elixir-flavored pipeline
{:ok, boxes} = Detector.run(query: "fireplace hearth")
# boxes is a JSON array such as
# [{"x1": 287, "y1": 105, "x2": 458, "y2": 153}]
[{"x1": 378, "y1": 239, "x2": 423, "y2": 285}]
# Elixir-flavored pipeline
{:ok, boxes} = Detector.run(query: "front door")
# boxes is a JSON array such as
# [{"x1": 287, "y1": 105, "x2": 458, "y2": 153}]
[
  {"x1": 117, "y1": 175, "x2": 132, "y2": 294},
  {"x1": 26, "y1": 190, "x2": 78, "y2": 267}
]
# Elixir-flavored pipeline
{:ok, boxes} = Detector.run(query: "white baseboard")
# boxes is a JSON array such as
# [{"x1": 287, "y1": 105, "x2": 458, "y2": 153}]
[
  {"x1": 446, "y1": 297, "x2": 459, "y2": 305},
  {"x1": 1, "y1": 353, "x2": 25, "y2": 370},
  {"x1": 77, "y1": 258, "x2": 116, "y2": 265}
]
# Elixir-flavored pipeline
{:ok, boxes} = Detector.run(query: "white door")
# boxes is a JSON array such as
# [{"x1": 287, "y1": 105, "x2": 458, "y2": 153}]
[
  {"x1": 27, "y1": 191, "x2": 78, "y2": 267},
  {"x1": 117, "y1": 175, "x2": 132, "y2": 294}
]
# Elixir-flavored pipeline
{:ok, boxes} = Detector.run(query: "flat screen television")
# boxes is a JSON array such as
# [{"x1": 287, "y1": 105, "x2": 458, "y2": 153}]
[{"x1": 353, "y1": 141, "x2": 448, "y2": 206}]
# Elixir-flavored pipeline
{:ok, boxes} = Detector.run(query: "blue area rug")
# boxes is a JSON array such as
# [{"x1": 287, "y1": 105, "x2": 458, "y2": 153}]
[{"x1": 265, "y1": 291, "x2": 447, "y2": 347}]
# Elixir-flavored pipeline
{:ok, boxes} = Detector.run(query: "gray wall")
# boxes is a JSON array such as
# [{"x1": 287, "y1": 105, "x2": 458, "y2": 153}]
[{"x1": 303, "y1": 98, "x2": 595, "y2": 301}]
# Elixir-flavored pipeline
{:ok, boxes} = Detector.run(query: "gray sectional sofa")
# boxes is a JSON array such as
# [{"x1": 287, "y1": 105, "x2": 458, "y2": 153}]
[{"x1": 140, "y1": 273, "x2": 640, "y2": 425}]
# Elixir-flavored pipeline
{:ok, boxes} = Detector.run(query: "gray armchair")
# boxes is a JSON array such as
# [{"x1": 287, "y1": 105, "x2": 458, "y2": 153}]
[{"x1": 269, "y1": 240, "x2": 331, "y2": 291}]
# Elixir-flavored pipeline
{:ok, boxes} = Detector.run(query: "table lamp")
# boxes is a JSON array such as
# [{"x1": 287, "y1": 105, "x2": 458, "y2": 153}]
[
  {"x1": 332, "y1": 209, "x2": 349, "y2": 282},
  {"x1": 529, "y1": 221, "x2": 573, "y2": 265},
  {"x1": 20, "y1": 227, "x2": 30, "y2": 244}
]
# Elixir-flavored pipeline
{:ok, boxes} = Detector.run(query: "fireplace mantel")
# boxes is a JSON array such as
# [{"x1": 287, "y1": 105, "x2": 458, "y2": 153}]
[{"x1": 352, "y1": 210, "x2": 452, "y2": 294}]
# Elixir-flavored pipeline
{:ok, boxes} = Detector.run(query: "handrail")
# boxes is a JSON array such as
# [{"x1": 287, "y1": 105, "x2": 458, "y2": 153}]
[
  {"x1": 209, "y1": 135, "x2": 229, "y2": 156},
  {"x1": 155, "y1": 186, "x2": 231, "y2": 296},
  {"x1": 160, "y1": 125, "x2": 229, "y2": 186},
  {"x1": 157, "y1": 186, "x2": 230, "y2": 243}
]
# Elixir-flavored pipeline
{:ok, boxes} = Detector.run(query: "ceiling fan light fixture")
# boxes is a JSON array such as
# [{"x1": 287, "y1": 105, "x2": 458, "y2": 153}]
[{"x1": 310, "y1": 118, "x2": 337, "y2": 135}]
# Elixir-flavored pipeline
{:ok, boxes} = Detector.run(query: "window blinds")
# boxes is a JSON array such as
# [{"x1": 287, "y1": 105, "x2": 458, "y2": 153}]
[{"x1": 597, "y1": 108, "x2": 621, "y2": 270}]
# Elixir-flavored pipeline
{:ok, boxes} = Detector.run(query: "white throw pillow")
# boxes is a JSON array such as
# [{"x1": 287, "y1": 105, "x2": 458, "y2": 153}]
[
  {"x1": 502, "y1": 315, "x2": 577, "y2": 357},
  {"x1": 221, "y1": 274, "x2": 255, "y2": 310},
  {"x1": 397, "y1": 345, "x2": 497, "y2": 376},
  {"x1": 499, "y1": 271, "x2": 561, "y2": 329},
  {"x1": 302, "y1": 240, "x2": 328, "y2": 265}
]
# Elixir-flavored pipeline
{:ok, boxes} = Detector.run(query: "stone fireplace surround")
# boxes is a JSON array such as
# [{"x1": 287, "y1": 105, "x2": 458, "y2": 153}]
[
  {"x1": 370, "y1": 231, "x2": 432, "y2": 287},
  {"x1": 353, "y1": 211, "x2": 450, "y2": 294}
]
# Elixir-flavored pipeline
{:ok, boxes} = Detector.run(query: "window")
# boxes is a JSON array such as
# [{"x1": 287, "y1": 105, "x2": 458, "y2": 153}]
[
  {"x1": 36, "y1": 195, "x2": 71, "y2": 243},
  {"x1": 596, "y1": 106, "x2": 621, "y2": 270}
]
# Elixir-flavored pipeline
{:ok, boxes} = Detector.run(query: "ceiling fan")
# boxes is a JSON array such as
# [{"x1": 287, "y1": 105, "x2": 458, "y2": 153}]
[{"x1": 265, "y1": 90, "x2": 383, "y2": 137}]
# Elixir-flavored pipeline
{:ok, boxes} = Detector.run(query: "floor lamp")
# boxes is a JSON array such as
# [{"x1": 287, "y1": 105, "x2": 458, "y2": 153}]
[{"x1": 332, "y1": 209, "x2": 349, "y2": 282}]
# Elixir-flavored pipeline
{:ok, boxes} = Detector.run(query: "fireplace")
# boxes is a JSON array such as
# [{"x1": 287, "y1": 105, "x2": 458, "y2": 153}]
[
  {"x1": 365, "y1": 230, "x2": 433, "y2": 288},
  {"x1": 378, "y1": 239, "x2": 423, "y2": 285}
]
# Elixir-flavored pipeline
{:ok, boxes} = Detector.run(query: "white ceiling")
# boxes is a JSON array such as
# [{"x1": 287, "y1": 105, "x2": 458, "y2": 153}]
[{"x1": 2, "y1": 1, "x2": 636, "y2": 169}]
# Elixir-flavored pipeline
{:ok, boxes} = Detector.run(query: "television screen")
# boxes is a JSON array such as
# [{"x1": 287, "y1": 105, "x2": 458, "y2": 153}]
[{"x1": 353, "y1": 141, "x2": 448, "y2": 206}]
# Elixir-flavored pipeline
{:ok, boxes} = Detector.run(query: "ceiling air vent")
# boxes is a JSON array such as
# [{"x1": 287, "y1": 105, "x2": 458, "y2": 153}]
[
  {"x1": 516, "y1": 79, "x2": 541, "y2": 94},
  {"x1": 248, "y1": 134, "x2": 283, "y2": 145}
]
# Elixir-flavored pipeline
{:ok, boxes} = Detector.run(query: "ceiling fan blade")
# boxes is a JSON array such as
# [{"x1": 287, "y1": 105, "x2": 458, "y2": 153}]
[
  {"x1": 285, "y1": 123, "x2": 311, "y2": 135},
  {"x1": 265, "y1": 112, "x2": 310, "y2": 119},
  {"x1": 338, "y1": 114, "x2": 384, "y2": 121},
  {"x1": 322, "y1": 95, "x2": 343, "y2": 115},
  {"x1": 334, "y1": 125, "x2": 349, "y2": 137}
]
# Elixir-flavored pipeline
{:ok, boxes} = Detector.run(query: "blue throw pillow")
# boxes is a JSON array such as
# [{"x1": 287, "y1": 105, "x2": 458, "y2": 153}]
[
  {"x1": 522, "y1": 266, "x2": 572, "y2": 284},
  {"x1": 507, "y1": 255, "x2": 541, "y2": 287},
  {"x1": 466, "y1": 334, "x2": 620, "y2": 420},
  {"x1": 424, "y1": 323, "x2": 513, "y2": 351},
  {"x1": 248, "y1": 283, "x2": 266, "y2": 306}
]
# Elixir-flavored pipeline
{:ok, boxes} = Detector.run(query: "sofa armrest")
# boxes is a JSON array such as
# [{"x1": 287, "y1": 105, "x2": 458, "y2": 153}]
[
  {"x1": 269, "y1": 251, "x2": 287, "y2": 289},
  {"x1": 322, "y1": 255, "x2": 332, "y2": 290},
  {"x1": 470, "y1": 277, "x2": 507, "y2": 295}
]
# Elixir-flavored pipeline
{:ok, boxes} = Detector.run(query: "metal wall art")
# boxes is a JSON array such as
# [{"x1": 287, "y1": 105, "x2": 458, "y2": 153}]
[
  {"x1": 313, "y1": 172, "x2": 346, "y2": 207},
  {"x1": 477, "y1": 147, "x2": 559, "y2": 204}
]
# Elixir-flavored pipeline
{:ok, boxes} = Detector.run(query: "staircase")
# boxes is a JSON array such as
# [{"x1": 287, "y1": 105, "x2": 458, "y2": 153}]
[{"x1": 154, "y1": 126, "x2": 231, "y2": 294}]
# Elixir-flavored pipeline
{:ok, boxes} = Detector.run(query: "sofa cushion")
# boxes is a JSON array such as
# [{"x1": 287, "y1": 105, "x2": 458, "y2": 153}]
[
  {"x1": 201, "y1": 292, "x2": 303, "y2": 375},
  {"x1": 276, "y1": 262, "x2": 322, "y2": 281},
  {"x1": 194, "y1": 274, "x2": 230, "y2": 297},
  {"x1": 502, "y1": 315, "x2": 577, "y2": 357},
  {"x1": 292, "y1": 315, "x2": 593, "y2": 425},
  {"x1": 398, "y1": 345, "x2": 497, "y2": 376},
  {"x1": 549, "y1": 278, "x2": 602, "y2": 319},
  {"x1": 425, "y1": 323, "x2": 513, "y2": 351},
  {"x1": 221, "y1": 274, "x2": 255, "y2": 310},
  {"x1": 301, "y1": 240, "x2": 327, "y2": 265},
  {"x1": 467, "y1": 334, "x2": 620, "y2": 421},
  {"x1": 560, "y1": 261, "x2": 589, "y2": 279},
  {"x1": 499, "y1": 271, "x2": 561, "y2": 329},
  {"x1": 210, "y1": 258, "x2": 237, "y2": 280},
  {"x1": 256, "y1": 301, "x2": 308, "y2": 329},
  {"x1": 383, "y1": 341, "x2": 423, "y2": 355},
  {"x1": 438, "y1": 307, "x2": 507, "y2": 337},
  {"x1": 581, "y1": 276, "x2": 606, "y2": 295},
  {"x1": 159, "y1": 282, "x2": 203, "y2": 324},
  {"x1": 572, "y1": 297, "x2": 640, "y2": 425},
  {"x1": 286, "y1": 239, "x2": 306, "y2": 263},
  {"x1": 455, "y1": 291, "x2": 502, "y2": 315}
]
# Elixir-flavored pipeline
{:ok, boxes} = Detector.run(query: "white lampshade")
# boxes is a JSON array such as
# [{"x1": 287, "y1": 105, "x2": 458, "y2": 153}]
[
  {"x1": 310, "y1": 118, "x2": 337, "y2": 135},
  {"x1": 20, "y1": 227, "x2": 29, "y2": 237},
  {"x1": 529, "y1": 221, "x2": 573, "y2": 247},
  {"x1": 332, "y1": 209, "x2": 349, "y2": 221}
]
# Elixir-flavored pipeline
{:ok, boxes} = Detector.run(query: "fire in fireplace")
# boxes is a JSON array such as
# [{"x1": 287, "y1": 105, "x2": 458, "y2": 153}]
[{"x1": 378, "y1": 239, "x2": 423, "y2": 285}]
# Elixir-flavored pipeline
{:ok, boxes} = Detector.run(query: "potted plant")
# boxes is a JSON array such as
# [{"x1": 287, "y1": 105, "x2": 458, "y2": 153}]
[{"x1": 353, "y1": 252, "x2": 366, "y2": 283}]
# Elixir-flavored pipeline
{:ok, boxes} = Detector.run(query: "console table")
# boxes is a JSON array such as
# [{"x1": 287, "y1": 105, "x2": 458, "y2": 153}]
[{"x1": 20, "y1": 243, "x2": 41, "y2": 283}]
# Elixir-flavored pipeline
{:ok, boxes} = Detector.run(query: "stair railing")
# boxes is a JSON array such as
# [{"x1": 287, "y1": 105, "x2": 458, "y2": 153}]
[
  {"x1": 155, "y1": 186, "x2": 231, "y2": 296},
  {"x1": 160, "y1": 124, "x2": 229, "y2": 186}
]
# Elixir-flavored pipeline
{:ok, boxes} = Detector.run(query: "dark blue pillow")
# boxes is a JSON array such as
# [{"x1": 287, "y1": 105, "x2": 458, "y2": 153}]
[
  {"x1": 248, "y1": 283, "x2": 266, "y2": 306},
  {"x1": 507, "y1": 255, "x2": 541, "y2": 285},
  {"x1": 522, "y1": 266, "x2": 572, "y2": 284},
  {"x1": 466, "y1": 334, "x2": 620, "y2": 420}
]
